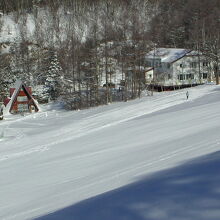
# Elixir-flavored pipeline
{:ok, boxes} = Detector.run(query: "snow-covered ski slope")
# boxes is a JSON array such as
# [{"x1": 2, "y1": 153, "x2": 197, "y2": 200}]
[{"x1": 1, "y1": 85, "x2": 220, "y2": 220}]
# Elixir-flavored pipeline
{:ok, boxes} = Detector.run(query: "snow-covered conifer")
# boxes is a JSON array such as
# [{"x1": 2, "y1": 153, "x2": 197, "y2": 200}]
[{"x1": 44, "y1": 50, "x2": 64, "y2": 100}]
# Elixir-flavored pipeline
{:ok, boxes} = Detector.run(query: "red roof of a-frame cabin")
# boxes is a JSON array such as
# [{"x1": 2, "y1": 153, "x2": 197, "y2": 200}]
[
  {"x1": 4, "y1": 97, "x2": 10, "y2": 106},
  {"x1": 10, "y1": 87, "x2": 32, "y2": 97}
]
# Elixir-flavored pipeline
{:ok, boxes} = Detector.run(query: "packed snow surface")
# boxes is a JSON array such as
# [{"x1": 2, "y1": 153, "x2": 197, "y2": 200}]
[{"x1": 0, "y1": 85, "x2": 220, "y2": 220}]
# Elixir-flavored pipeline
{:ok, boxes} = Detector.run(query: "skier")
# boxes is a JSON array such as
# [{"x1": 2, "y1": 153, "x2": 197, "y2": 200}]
[{"x1": 186, "y1": 91, "x2": 189, "y2": 100}]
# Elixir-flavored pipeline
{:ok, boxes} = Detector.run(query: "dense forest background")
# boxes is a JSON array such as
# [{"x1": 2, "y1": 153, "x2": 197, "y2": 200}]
[{"x1": 0, "y1": 0, "x2": 219, "y2": 109}]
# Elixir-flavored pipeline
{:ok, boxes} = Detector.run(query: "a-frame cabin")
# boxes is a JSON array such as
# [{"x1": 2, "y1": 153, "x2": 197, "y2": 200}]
[{"x1": 4, "y1": 80, "x2": 39, "y2": 114}]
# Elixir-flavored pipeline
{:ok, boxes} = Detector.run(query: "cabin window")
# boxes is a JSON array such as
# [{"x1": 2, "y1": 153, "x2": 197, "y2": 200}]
[
  {"x1": 180, "y1": 64, "x2": 183, "y2": 68},
  {"x1": 17, "y1": 104, "x2": 29, "y2": 112},
  {"x1": 203, "y1": 73, "x2": 208, "y2": 79},
  {"x1": 168, "y1": 74, "x2": 172, "y2": 79},
  {"x1": 17, "y1": 96, "x2": 28, "y2": 102},
  {"x1": 167, "y1": 63, "x2": 171, "y2": 69}
]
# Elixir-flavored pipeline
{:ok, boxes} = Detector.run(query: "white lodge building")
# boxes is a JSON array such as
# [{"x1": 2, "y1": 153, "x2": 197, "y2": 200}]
[{"x1": 145, "y1": 48, "x2": 213, "y2": 91}]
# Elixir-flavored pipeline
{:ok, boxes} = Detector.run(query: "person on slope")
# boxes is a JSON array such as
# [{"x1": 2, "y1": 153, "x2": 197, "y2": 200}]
[{"x1": 186, "y1": 91, "x2": 189, "y2": 100}]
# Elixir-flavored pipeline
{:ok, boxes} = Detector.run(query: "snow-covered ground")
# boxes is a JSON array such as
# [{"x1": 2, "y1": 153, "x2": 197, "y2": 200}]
[{"x1": 0, "y1": 85, "x2": 220, "y2": 220}]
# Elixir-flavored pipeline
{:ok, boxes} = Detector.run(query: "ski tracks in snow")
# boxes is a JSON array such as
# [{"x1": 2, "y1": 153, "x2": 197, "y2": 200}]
[
  {"x1": 0, "y1": 146, "x2": 49, "y2": 162},
  {"x1": 0, "y1": 85, "x2": 217, "y2": 163}
]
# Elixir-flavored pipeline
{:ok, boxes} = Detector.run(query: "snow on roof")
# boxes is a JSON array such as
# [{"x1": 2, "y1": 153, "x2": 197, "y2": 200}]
[
  {"x1": 186, "y1": 50, "x2": 202, "y2": 56},
  {"x1": 146, "y1": 48, "x2": 191, "y2": 63},
  {"x1": 145, "y1": 67, "x2": 154, "y2": 72}
]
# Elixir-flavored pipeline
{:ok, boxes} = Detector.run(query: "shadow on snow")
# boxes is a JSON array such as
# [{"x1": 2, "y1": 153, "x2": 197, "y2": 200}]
[{"x1": 34, "y1": 150, "x2": 220, "y2": 220}]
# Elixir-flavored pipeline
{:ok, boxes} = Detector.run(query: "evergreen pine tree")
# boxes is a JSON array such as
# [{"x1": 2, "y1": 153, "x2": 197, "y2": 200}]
[{"x1": 44, "y1": 51, "x2": 63, "y2": 100}]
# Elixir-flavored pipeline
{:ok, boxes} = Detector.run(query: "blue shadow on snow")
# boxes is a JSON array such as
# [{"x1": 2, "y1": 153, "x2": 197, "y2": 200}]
[{"x1": 34, "y1": 151, "x2": 220, "y2": 220}]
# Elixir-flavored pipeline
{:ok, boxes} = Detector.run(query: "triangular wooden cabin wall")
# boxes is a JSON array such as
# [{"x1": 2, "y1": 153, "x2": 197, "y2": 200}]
[{"x1": 9, "y1": 82, "x2": 39, "y2": 114}]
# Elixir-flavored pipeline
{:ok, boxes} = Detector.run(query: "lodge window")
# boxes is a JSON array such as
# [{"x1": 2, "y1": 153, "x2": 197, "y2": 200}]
[
  {"x1": 186, "y1": 74, "x2": 194, "y2": 80},
  {"x1": 191, "y1": 62, "x2": 197, "y2": 68},
  {"x1": 203, "y1": 73, "x2": 208, "y2": 79},
  {"x1": 186, "y1": 74, "x2": 190, "y2": 80},
  {"x1": 180, "y1": 64, "x2": 183, "y2": 68},
  {"x1": 178, "y1": 74, "x2": 185, "y2": 80}
]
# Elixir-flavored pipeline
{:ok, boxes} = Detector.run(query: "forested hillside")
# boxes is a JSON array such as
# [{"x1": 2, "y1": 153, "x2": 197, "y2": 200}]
[{"x1": 0, "y1": 0, "x2": 219, "y2": 109}]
